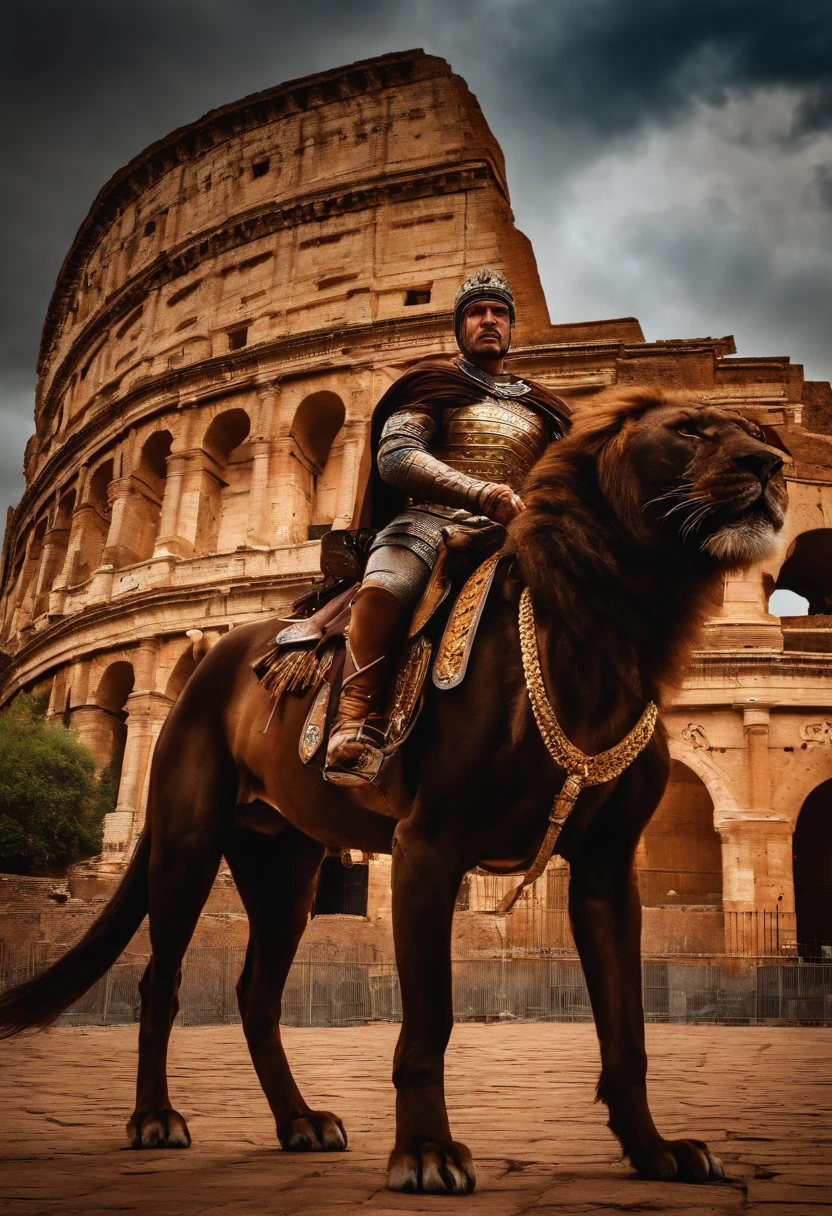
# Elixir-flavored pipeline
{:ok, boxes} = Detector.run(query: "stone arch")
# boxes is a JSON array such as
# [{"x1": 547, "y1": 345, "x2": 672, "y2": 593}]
[
  {"x1": 94, "y1": 660, "x2": 135, "y2": 713},
  {"x1": 667, "y1": 738, "x2": 740, "y2": 821},
  {"x1": 1, "y1": 546, "x2": 27, "y2": 639},
  {"x1": 312, "y1": 854, "x2": 369, "y2": 917},
  {"x1": 770, "y1": 528, "x2": 832, "y2": 653},
  {"x1": 290, "y1": 392, "x2": 346, "y2": 539},
  {"x1": 771, "y1": 743, "x2": 832, "y2": 827},
  {"x1": 15, "y1": 514, "x2": 49, "y2": 625},
  {"x1": 67, "y1": 658, "x2": 135, "y2": 780},
  {"x1": 636, "y1": 757, "x2": 723, "y2": 906},
  {"x1": 93, "y1": 659, "x2": 135, "y2": 791},
  {"x1": 115, "y1": 430, "x2": 174, "y2": 566},
  {"x1": 774, "y1": 528, "x2": 832, "y2": 612},
  {"x1": 196, "y1": 408, "x2": 252, "y2": 555},
  {"x1": 33, "y1": 489, "x2": 76, "y2": 616},
  {"x1": 67, "y1": 458, "x2": 114, "y2": 583},
  {"x1": 164, "y1": 646, "x2": 199, "y2": 700},
  {"x1": 793, "y1": 776, "x2": 832, "y2": 958}
]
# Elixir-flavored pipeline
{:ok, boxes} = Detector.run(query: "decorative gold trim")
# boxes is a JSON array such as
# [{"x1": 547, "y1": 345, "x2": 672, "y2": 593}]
[
  {"x1": 496, "y1": 588, "x2": 658, "y2": 914},
  {"x1": 299, "y1": 680, "x2": 331, "y2": 763},
  {"x1": 387, "y1": 635, "x2": 432, "y2": 744},
  {"x1": 432, "y1": 552, "x2": 501, "y2": 689}
]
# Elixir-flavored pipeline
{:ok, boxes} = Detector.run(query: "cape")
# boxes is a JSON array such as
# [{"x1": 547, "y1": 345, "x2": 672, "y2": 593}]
[{"x1": 356, "y1": 358, "x2": 573, "y2": 529}]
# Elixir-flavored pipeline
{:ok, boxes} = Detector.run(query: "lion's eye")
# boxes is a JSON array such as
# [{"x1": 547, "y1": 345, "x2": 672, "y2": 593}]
[{"x1": 676, "y1": 425, "x2": 702, "y2": 440}]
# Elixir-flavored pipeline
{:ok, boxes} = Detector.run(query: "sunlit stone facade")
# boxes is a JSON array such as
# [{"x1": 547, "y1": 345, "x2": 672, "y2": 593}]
[{"x1": 1, "y1": 50, "x2": 831, "y2": 957}]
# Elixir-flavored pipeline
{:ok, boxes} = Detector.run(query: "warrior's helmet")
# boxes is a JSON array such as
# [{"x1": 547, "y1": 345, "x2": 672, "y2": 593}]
[{"x1": 454, "y1": 267, "x2": 515, "y2": 355}]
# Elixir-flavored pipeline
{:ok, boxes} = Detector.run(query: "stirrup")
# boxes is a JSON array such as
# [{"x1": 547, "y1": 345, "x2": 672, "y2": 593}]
[{"x1": 324, "y1": 718, "x2": 386, "y2": 787}]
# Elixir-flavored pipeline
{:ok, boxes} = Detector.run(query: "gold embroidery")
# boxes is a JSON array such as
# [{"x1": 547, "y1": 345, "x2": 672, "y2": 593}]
[
  {"x1": 387, "y1": 635, "x2": 432, "y2": 744},
  {"x1": 432, "y1": 553, "x2": 501, "y2": 689}
]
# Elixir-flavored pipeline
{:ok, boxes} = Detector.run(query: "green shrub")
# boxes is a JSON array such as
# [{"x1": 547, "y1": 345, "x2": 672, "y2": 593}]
[{"x1": 0, "y1": 693, "x2": 113, "y2": 874}]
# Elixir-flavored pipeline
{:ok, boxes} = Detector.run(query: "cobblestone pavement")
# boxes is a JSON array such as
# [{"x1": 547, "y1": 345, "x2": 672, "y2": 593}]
[{"x1": 1, "y1": 1023, "x2": 830, "y2": 1215}]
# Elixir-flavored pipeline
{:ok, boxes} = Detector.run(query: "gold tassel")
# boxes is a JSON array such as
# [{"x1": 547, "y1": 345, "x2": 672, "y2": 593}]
[{"x1": 252, "y1": 643, "x2": 334, "y2": 703}]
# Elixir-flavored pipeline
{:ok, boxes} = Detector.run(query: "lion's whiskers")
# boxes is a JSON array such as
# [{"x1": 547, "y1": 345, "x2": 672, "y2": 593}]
[{"x1": 641, "y1": 481, "x2": 695, "y2": 513}]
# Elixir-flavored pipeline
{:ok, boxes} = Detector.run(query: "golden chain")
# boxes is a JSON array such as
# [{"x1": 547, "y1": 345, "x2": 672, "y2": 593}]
[
  {"x1": 495, "y1": 589, "x2": 658, "y2": 915},
  {"x1": 518, "y1": 587, "x2": 658, "y2": 786}
]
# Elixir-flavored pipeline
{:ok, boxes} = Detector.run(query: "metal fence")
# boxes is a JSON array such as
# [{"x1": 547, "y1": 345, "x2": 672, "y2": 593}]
[{"x1": 2, "y1": 944, "x2": 830, "y2": 1028}]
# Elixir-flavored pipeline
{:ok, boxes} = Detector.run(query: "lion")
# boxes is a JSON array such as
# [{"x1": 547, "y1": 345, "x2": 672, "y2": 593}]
[{"x1": 0, "y1": 388, "x2": 786, "y2": 1195}]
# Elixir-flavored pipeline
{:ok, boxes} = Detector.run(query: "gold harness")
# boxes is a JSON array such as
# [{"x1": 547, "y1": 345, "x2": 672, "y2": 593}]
[{"x1": 496, "y1": 587, "x2": 659, "y2": 913}]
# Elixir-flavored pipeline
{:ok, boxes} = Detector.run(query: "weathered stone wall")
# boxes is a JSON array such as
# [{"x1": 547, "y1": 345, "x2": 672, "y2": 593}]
[{"x1": 1, "y1": 50, "x2": 831, "y2": 960}]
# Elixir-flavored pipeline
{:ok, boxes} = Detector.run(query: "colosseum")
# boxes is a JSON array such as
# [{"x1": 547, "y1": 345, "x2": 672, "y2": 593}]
[{"x1": 1, "y1": 49, "x2": 831, "y2": 963}]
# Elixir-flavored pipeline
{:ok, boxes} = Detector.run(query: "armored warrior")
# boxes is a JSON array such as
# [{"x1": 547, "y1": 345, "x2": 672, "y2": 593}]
[{"x1": 324, "y1": 267, "x2": 571, "y2": 783}]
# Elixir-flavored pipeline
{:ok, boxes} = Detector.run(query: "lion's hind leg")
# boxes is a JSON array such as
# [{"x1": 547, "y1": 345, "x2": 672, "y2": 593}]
[
  {"x1": 128, "y1": 722, "x2": 232, "y2": 1149},
  {"x1": 224, "y1": 821, "x2": 347, "y2": 1151}
]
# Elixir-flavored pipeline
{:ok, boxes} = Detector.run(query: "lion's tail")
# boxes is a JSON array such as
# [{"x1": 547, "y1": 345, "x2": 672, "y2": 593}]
[{"x1": 0, "y1": 832, "x2": 150, "y2": 1037}]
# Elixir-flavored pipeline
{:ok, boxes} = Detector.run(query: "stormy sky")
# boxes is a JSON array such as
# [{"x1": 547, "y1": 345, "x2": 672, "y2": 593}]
[{"x1": 2, "y1": 0, "x2": 831, "y2": 517}]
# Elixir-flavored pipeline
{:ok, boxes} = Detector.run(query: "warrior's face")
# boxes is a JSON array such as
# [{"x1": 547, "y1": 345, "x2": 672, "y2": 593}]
[{"x1": 460, "y1": 299, "x2": 511, "y2": 365}]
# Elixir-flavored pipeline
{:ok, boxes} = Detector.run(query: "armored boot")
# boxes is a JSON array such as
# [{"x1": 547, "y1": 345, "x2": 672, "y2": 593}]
[{"x1": 324, "y1": 584, "x2": 405, "y2": 785}]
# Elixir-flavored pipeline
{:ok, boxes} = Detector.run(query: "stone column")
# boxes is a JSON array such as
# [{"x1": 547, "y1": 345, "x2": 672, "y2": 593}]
[
  {"x1": 10, "y1": 530, "x2": 40, "y2": 632},
  {"x1": 153, "y1": 452, "x2": 188, "y2": 558},
  {"x1": 705, "y1": 566, "x2": 783, "y2": 649},
  {"x1": 51, "y1": 467, "x2": 90, "y2": 608},
  {"x1": 271, "y1": 428, "x2": 309, "y2": 546},
  {"x1": 717, "y1": 703, "x2": 796, "y2": 953},
  {"x1": 45, "y1": 668, "x2": 70, "y2": 724},
  {"x1": 161, "y1": 448, "x2": 225, "y2": 557},
  {"x1": 101, "y1": 476, "x2": 146, "y2": 568},
  {"x1": 247, "y1": 387, "x2": 278, "y2": 549},
  {"x1": 100, "y1": 693, "x2": 164, "y2": 857},
  {"x1": 331, "y1": 420, "x2": 366, "y2": 530},
  {"x1": 101, "y1": 640, "x2": 164, "y2": 861},
  {"x1": 33, "y1": 521, "x2": 71, "y2": 617},
  {"x1": 69, "y1": 705, "x2": 120, "y2": 770}
]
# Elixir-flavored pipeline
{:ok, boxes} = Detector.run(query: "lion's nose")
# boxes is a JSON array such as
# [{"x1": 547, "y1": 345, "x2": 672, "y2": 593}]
[{"x1": 735, "y1": 450, "x2": 784, "y2": 485}]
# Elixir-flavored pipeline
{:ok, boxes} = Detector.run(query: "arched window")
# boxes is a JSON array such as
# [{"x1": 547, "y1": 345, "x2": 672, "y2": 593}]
[
  {"x1": 164, "y1": 647, "x2": 199, "y2": 700},
  {"x1": 17, "y1": 516, "x2": 48, "y2": 623},
  {"x1": 197, "y1": 409, "x2": 252, "y2": 554},
  {"x1": 771, "y1": 529, "x2": 832, "y2": 652},
  {"x1": 312, "y1": 854, "x2": 369, "y2": 917},
  {"x1": 33, "y1": 490, "x2": 76, "y2": 616},
  {"x1": 68, "y1": 459, "x2": 113, "y2": 583},
  {"x1": 128, "y1": 431, "x2": 173, "y2": 564},
  {"x1": 636, "y1": 760, "x2": 722, "y2": 906},
  {"x1": 793, "y1": 778, "x2": 832, "y2": 960},
  {"x1": 290, "y1": 393, "x2": 345, "y2": 540},
  {"x1": 81, "y1": 659, "x2": 136, "y2": 782}
]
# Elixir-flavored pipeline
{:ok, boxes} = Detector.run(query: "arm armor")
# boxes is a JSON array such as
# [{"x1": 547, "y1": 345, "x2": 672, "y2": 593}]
[{"x1": 377, "y1": 408, "x2": 494, "y2": 512}]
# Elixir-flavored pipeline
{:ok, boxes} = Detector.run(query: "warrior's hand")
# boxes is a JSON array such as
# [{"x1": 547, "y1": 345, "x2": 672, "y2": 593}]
[{"x1": 478, "y1": 482, "x2": 526, "y2": 525}]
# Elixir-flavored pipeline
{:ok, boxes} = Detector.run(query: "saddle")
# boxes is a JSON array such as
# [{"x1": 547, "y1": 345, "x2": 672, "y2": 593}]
[{"x1": 252, "y1": 519, "x2": 508, "y2": 778}]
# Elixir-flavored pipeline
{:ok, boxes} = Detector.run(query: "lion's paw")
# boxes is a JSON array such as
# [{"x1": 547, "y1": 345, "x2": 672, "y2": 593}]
[
  {"x1": 632, "y1": 1138, "x2": 725, "y2": 1183},
  {"x1": 278, "y1": 1111, "x2": 347, "y2": 1152},
  {"x1": 127, "y1": 1109, "x2": 191, "y2": 1149},
  {"x1": 388, "y1": 1140, "x2": 476, "y2": 1194}
]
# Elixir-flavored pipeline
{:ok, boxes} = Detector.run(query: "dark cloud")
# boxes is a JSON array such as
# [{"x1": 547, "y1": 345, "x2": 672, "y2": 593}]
[
  {"x1": 2, "y1": 0, "x2": 832, "y2": 514},
  {"x1": 497, "y1": 0, "x2": 832, "y2": 139},
  {"x1": 623, "y1": 199, "x2": 832, "y2": 367}
]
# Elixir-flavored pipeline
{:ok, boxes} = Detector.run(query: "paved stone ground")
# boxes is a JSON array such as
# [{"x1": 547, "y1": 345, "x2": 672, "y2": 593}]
[{"x1": 1, "y1": 1023, "x2": 830, "y2": 1215}]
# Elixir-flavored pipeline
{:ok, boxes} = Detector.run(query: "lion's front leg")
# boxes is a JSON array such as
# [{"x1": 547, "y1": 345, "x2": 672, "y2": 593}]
[
  {"x1": 386, "y1": 819, "x2": 476, "y2": 1196},
  {"x1": 569, "y1": 844, "x2": 725, "y2": 1183}
]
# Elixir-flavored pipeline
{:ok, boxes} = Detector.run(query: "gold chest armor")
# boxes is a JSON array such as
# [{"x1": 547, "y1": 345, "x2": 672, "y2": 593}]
[{"x1": 431, "y1": 397, "x2": 550, "y2": 492}]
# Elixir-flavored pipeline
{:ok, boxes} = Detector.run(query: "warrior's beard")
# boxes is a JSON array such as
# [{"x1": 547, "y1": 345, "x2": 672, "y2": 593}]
[{"x1": 459, "y1": 333, "x2": 511, "y2": 362}]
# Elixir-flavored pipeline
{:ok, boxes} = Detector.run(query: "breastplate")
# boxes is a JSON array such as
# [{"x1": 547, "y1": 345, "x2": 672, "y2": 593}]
[{"x1": 431, "y1": 398, "x2": 550, "y2": 491}]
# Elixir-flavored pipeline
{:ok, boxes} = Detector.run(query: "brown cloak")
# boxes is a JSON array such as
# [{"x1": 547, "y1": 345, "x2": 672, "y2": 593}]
[{"x1": 355, "y1": 358, "x2": 572, "y2": 529}]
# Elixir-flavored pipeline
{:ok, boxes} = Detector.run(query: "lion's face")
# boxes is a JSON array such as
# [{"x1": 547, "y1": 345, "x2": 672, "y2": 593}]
[{"x1": 620, "y1": 403, "x2": 788, "y2": 564}]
